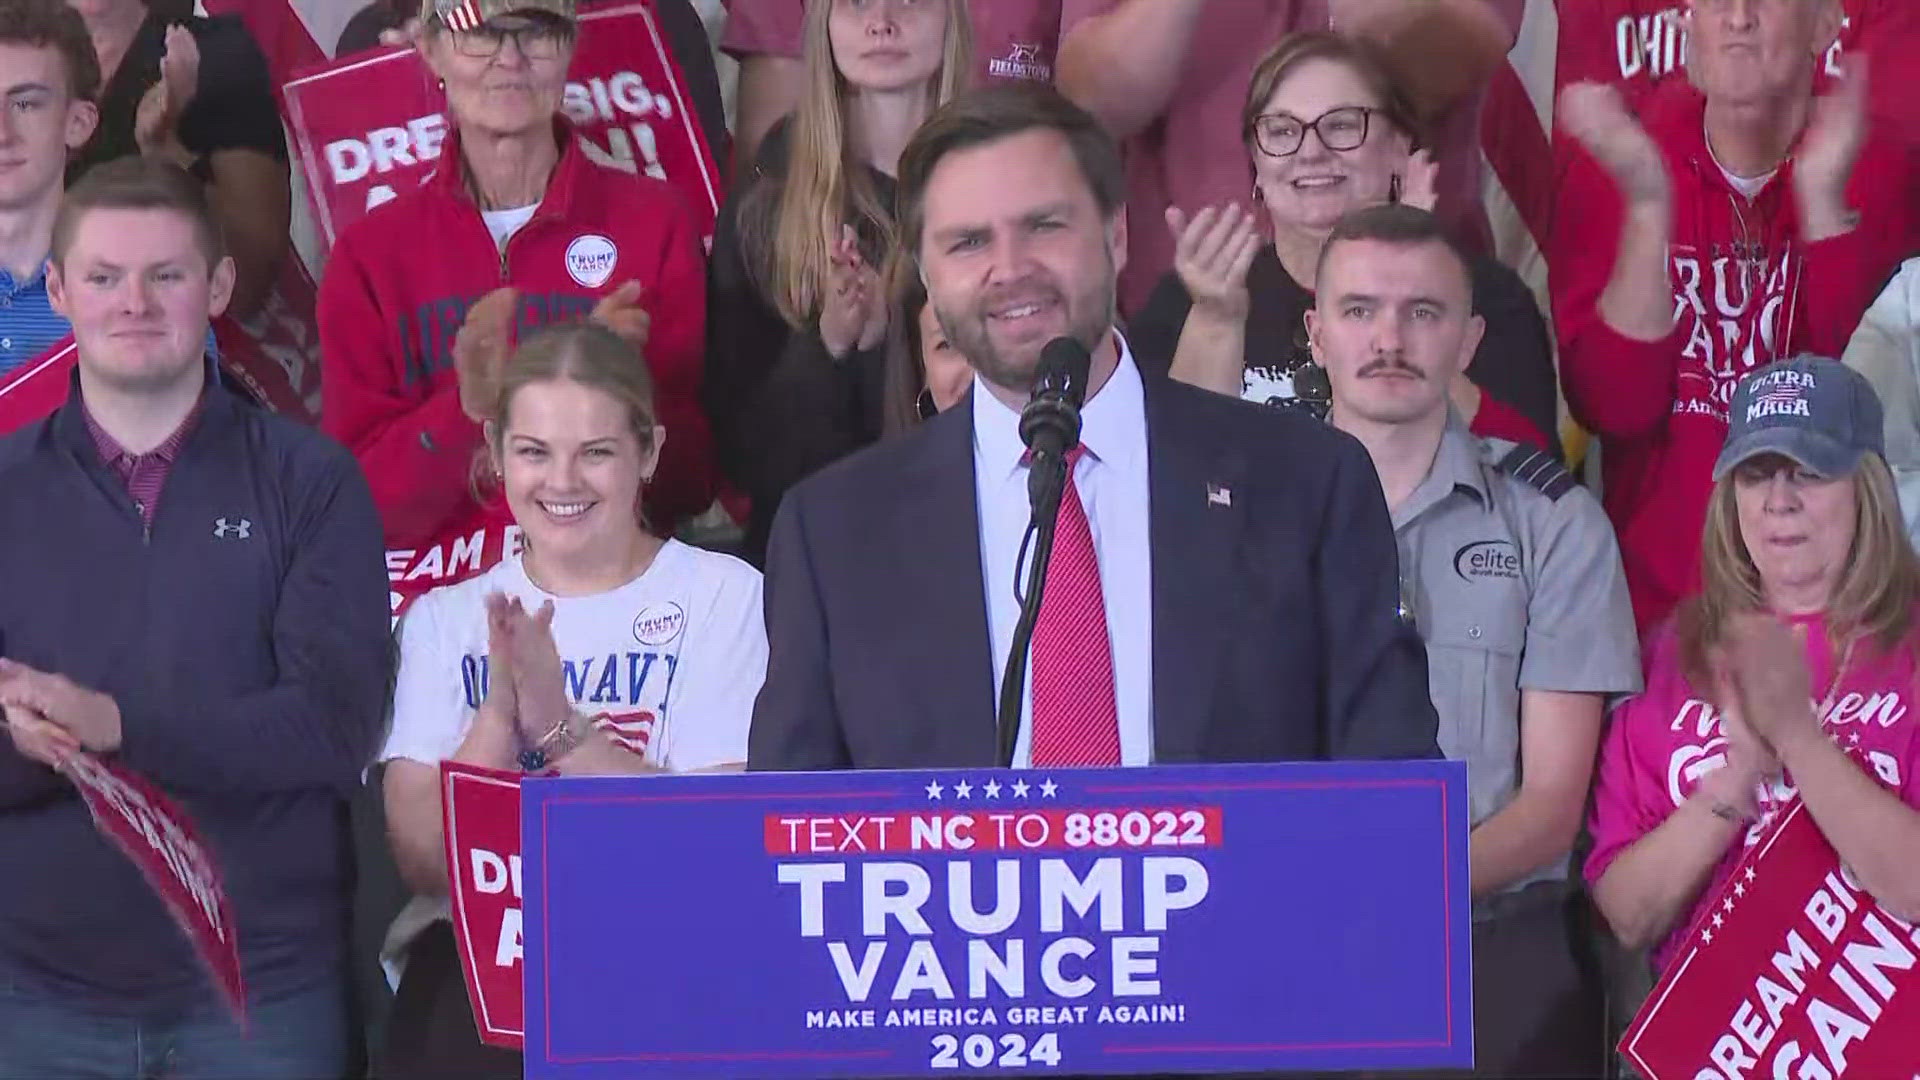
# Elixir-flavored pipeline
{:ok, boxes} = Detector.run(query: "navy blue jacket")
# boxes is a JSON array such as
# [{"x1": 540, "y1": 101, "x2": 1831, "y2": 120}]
[{"x1": 0, "y1": 376, "x2": 391, "y2": 1007}]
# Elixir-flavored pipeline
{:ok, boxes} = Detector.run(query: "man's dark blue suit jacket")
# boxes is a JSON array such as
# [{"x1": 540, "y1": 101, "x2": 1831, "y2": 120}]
[{"x1": 747, "y1": 368, "x2": 1439, "y2": 770}]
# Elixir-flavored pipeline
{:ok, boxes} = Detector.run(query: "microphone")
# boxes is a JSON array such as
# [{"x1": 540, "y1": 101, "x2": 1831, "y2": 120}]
[
  {"x1": 1019, "y1": 338, "x2": 1093, "y2": 511},
  {"x1": 997, "y1": 337, "x2": 1093, "y2": 766}
]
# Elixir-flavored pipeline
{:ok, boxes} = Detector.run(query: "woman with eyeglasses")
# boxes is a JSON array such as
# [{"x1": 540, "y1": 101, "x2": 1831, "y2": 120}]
[
  {"x1": 319, "y1": 0, "x2": 715, "y2": 621},
  {"x1": 703, "y1": 0, "x2": 971, "y2": 567},
  {"x1": 1127, "y1": 31, "x2": 1557, "y2": 450}
]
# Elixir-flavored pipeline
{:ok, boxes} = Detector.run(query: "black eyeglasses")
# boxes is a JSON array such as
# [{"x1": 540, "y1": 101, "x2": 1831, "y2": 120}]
[
  {"x1": 447, "y1": 16, "x2": 573, "y2": 59},
  {"x1": 1250, "y1": 106, "x2": 1374, "y2": 158}
]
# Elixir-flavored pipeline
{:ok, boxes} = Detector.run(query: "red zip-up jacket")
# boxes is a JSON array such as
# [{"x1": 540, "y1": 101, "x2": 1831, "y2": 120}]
[
  {"x1": 320, "y1": 118, "x2": 713, "y2": 615},
  {"x1": 1550, "y1": 88, "x2": 1915, "y2": 635}
]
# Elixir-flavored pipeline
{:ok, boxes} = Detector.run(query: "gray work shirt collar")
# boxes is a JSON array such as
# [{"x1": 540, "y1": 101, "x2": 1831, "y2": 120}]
[{"x1": 1391, "y1": 411, "x2": 1488, "y2": 532}]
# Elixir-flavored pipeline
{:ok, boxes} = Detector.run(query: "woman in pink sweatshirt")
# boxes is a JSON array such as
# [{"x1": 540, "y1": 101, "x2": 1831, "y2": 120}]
[{"x1": 1586, "y1": 356, "x2": 1920, "y2": 972}]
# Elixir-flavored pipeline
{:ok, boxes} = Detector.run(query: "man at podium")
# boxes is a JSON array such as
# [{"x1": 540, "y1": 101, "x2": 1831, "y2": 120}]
[{"x1": 748, "y1": 85, "x2": 1438, "y2": 772}]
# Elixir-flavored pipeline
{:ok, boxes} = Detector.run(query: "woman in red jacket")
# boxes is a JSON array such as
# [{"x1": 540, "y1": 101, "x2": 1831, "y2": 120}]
[{"x1": 319, "y1": 0, "x2": 712, "y2": 619}]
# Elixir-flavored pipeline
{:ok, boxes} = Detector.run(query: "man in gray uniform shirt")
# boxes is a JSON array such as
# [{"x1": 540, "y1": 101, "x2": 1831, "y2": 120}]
[{"x1": 1308, "y1": 205, "x2": 1641, "y2": 1079}]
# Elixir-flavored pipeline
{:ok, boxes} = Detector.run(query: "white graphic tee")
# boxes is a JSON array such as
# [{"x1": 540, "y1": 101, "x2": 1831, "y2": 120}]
[{"x1": 383, "y1": 539, "x2": 766, "y2": 772}]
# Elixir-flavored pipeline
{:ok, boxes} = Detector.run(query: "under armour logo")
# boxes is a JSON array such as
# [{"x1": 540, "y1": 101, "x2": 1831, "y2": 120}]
[{"x1": 212, "y1": 518, "x2": 252, "y2": 539}]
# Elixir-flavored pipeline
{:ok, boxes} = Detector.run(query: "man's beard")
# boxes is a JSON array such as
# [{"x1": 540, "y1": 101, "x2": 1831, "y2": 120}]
[{"x1": 933, "y1": 260, "x2": 1116, "y2": 396}]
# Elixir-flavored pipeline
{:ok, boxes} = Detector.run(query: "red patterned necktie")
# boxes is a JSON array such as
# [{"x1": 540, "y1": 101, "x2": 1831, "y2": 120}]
[{"x1": 1030, "y1": 447, "x2": 1121, "y2": 767}]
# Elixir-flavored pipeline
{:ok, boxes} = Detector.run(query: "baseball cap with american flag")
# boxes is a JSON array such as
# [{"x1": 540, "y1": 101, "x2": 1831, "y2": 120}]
[
  {"x1": 1713, "y1": 355, "x2": 1885, "y2": 481},
  {"x1": 421, "y1": 0, "x2": 573, "y2": 33}
]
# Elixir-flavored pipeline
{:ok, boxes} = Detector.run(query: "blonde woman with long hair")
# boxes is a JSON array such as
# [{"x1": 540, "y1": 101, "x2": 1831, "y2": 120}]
[
  {"x1": 1585, "y1": 355, "x2": 1920, "y2": 974},
  {"x1": 705, "y1": 0, "x2": 972, "y2": 565}
]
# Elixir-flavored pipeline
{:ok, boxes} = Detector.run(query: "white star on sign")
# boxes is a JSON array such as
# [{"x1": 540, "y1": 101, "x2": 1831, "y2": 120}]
[
  {"x1": 1735, "y1": 881, "x2": 1747, "y2": 898},
  {"x1": 1011, "y1": 780, "x2": 1031, "y2": 798},
  {"x1": 954, "y1": 780, "x2": 973, "y2": 799},
  {"x1": 983, "y1": 780, "x2": 1002, "y2": 799},
  {"x1": 1712, "y1": 913, "x2": 1724, "y2": 929},
  {"x1": 1040, "y1": 779, "x2": 1059, "y2": 798},
  {"x1": 1850, "y1": 732, "x2": 1861, "y2": 746},
  {"x1": 1723, "y1": 897, "x2": 1735, "y2": 913},
  {"x1": 1702, "y1": 929, "x2": 1714, "y2": 945},
  {"x1": 1745, "y1": 867, "x2": 1757, "y2": 882},
  {"x1": 925, "y1": 780, "x2": 943, "y2": 800}
]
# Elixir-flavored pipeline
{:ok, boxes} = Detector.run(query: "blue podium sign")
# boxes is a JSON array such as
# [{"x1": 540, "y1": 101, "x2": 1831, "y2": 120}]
[{"x1": 521, "y1": 760, "x2": 1472, "y2": 1077}]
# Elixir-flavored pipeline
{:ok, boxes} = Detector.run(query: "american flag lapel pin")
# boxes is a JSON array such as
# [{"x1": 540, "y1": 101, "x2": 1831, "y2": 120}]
[{"x1": 1207, "y1": 482, "x2": 1232, "y2": 508}]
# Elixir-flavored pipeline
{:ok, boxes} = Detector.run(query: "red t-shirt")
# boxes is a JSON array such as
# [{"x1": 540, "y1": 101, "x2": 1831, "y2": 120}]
[
  {"x1": 1060, "y1": 0, "x2": 1523, "y2": 314},
  {"x1": 721, "y1": 0, "x2": 1064, "y2": 85},
  {"x1": 1586, "y1": 617, "x2": 1920, "y2": 971}
]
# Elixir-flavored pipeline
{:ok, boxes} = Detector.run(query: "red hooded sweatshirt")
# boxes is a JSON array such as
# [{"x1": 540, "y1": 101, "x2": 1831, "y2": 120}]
[
  {"x1": 1550, "y1": 88, "x2": 1915, "y2": 636},
  {"x1": 320, "y1": 118, "x2": 713, "y2": 617}
]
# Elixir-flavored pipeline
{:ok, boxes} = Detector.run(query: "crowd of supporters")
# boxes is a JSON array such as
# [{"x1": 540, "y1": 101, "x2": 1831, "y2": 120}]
[{"x1": 2, "y1": 0, "x2": 1920, "y2": 1077}]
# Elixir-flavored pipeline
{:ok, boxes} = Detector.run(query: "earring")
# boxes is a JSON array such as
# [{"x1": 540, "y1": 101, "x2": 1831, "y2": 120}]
[
  {"x1": 915, "y1": 389, "x2": 937, "y2": 421},
  {"x1": 1252, "y1": 185, "x2": 1265, "y2": 204}
]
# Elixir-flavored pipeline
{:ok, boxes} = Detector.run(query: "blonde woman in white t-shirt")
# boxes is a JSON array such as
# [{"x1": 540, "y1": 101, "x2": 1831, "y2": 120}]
[{"x1": 377, "y1": 321, "x2": 766, "y2": 1074}]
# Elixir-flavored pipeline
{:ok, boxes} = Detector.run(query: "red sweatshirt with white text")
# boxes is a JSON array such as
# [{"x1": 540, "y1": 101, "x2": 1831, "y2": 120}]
[
  {"x1": 1549, "y1": 89, "x2": 1915, "y2": 635},
  {"x1": 320, "y1": 119, "x2": 713, "y2": 617}
]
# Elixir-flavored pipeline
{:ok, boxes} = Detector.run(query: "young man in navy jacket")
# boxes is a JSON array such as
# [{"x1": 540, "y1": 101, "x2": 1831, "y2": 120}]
[{"x1": 0, "y1": 157, "x2": 391, "y2": 1078}]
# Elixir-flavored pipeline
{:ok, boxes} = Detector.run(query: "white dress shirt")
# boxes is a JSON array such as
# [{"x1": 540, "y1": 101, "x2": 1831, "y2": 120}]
[{"x1": 973, "y1": 335, "x2": 1154, "y2": 767}]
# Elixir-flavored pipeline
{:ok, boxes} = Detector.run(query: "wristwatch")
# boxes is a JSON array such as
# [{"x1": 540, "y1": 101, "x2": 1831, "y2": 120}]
[{"x1": 518, "y1": 710, "x2": 591, "y2": 773}]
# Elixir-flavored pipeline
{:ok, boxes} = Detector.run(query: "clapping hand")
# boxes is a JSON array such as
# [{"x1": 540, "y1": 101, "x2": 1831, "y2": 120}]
[
  {"x1": 135, "y1": 25, "x2": 200, "y2": 165},
  {"x1": 1166, "y1": 205, "x2": 1261, "y2": 321},
  {"x1": 591, "y1": 281, "x2": 651, "y2": 350},
  {"x1": 4, "y1": 701, "x2": 78, "y2": 771},
  {"x1": 1558, "y1": 82, "x2": 1671, "y2": 207},
  {"x1": 459, "y1": 594, "x2": 524, "y2": 766},
  {"x1": 453, "y1": 287, "x2": 519, "y2": 422},
  {"x1": 494, "y1": 597, "x2": 571, "y2": 749},
  {"x1": 818, "y1": 225, "x2": 886, "y2": 359},
  {"x1": 1397, "y1": 149, "x2": 1439, "y2": 212},
  {"x1": 1795, "y1": 54, "x2": 1869, "y2": 240},
  {"x1": 1713, "y1": 613, "x2": 1820, "y2": 756},
  {"x1": 0, "y1": 660, "x2": 122, "y2": 757},
  {"x1": 378, "y1": 17, "x2": 424, "y2": 49}
]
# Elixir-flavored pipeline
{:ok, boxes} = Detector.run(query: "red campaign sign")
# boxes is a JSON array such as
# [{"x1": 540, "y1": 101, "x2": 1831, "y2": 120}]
[
  {"x1": 0, "y1": 335, "x2": 77, "y2": 435},
  {"x1": 1621, "y1": 798, "x2": 1920, "y2": 1080},
  {"x1": 387, "y1": 513, "x2": 523, "y2": 626},
  {"x1": 281, "y1": 2, "x2": 723, "y2": 258},
  {"x1": 64, "y1": 752, "x2": 247, "y2": 1024},
  {"x1": 442, "y1": 761, "x2": 525, "y2": 1049},
  {"x1": 216, "y1": 257, "x2": 325, "y2": 424}
]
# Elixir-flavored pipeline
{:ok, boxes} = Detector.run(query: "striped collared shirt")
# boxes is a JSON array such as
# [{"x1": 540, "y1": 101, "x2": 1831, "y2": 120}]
[
  {"x1": 0, "y1": 266, "x2": 74, "y2": 377},
  {"x1": 83, "y1": 394, "x2": 206, "y2": 527}
]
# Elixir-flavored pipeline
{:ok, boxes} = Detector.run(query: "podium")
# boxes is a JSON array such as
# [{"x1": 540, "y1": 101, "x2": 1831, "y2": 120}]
[{"x1": 505, "y1": 760, "x2": 1472, "y2": 1077}]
